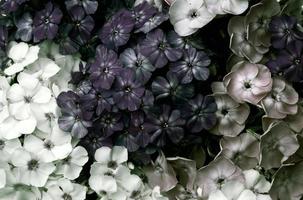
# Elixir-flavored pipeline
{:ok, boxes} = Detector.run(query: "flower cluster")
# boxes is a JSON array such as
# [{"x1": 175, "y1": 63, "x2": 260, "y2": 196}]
[{"x1": 0, "y1": 0, "x2": 303, "y2": 200}]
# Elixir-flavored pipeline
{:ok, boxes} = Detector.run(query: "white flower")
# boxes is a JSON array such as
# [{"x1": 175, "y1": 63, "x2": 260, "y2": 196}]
[
  {"x1": 23, "y1": 125, "x2": 72, "y2": 162},
  {"x1": 56, "y1": 146, "x2": 89, "y2": 180},
  {"x1": 89, "y1": 146, "x2": 142, "y2": 198},
  {"x1": 4, "y1": 41, "x2": 39, "y2": 76},
  {"x1": 169, "y1": 0, "x2": 215, "y2": 36},
  {"x1": 42, "y1": 178, "x2": 87, "y2": 200},
  {"x1": 0, "y1": 115, "x2": 37, "y2": 139},
  {"x1": 0, "y1": 76, "x2": 10, "y2": 124},
  {"x1": 93, "y1": 146, "x2": 128, "y2": 167},
  {"x1": 7, "y1": 72, "x2": 52, "y2": 121},
  {"x1": 205, "y1": 0, "x2": 248, "y2": 15},
  {"x1": 11, "y1": 148, "x2": 55, "y2": 187},
  {"x1": 25, "y1": 58, "x2": 61, "y2": 86}
]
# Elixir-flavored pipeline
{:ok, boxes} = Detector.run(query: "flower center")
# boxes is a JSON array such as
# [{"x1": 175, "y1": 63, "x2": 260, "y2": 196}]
[
  {"x1": 107, "y1": 161, "x2": 118, "y2": 169},
  {"x1": 62, "y1": 193, "x2": 72, "y2": 200},
  {"x1": 294, "y1": 58, "x2": 301, "y2": 65},
  {"x1": 284, "y1": 28, "x2": 291, "y2": 34},
  {"x1": 24, "y1": 96, "x2": 32, "y2": 103},
  {"x1": 103, "y1": 67, "x2": 109, "y2": 74},
  {"x1": 217, "y1": 177, "x2": 225, "y2": 188},
  {"x1": 221, "y1": 108, "x2": 229, "y2": 116},
  {"x1": 0, "y1": 140, "x2": 4, "y2": 150},
  {"x1": 190, "y1": 10, "x2": 198, "y2": 18},
  {"x1": 44, "y1": 18, "x2": 50, "y2": 24},
  {"x1": 124, "y1": 86, "x2": 132, "y2": 93},
  {"x1": 27, "y1": 159, "x2": 39, "y2": 171},
  {"x1": 161, "y1": 121, "x2": 169, "y2": 128},
  {"x1": 158, "y1": 42, "x2": 167, "y2": 50},
  {"x1": 44, "y1": 140, "x2": 54, "y2": 150},
  {"x1": 244, "y1": 81, "x2": 252, "y2": 89}
]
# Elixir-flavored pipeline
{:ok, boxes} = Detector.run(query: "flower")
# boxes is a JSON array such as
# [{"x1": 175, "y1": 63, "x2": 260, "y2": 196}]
[
  {"x1": 245, "y1": 0, "x2": 280, "y2": 48},
  {"x1": 56, "y1": 146, "x2": 89, "y2": 180},
  {"x1": 223, "y1": 62, "x2": 272, "y2": 105},
  {"x1": 266, "y1": 40, "x2": 303, "y2": 82},
  {"x1": 204, "y1": 0, "x2": 248, "y2": 15},
  {"x1": 69, "y1": 6, "x2": 95, "y2": 38},
  {"x1": 211, "y1": 85, "x2": 250, "y2": 137},
  {"x1": 261, "y1": 77, "x2": 299, "y2": 119},
  {"x1": 23, "y1": 126, "x2": 72, "y2": 162},
  {"x1": 195, "y1": 156, "x2": 245, "y2": 199},
  {"x1": 219, "y1": 133, "x2": 260, "y2": 170},
  {"x1": 132, "y1": 1, "x2": 157, "y2": 30},
  {"x1": 0, "y1": 0, "x2": 28, "y2": 13},
  {"x1": 7, "y1": 72, "x2": 52, "y2": 121},
  {"x1": 4, "y1": 41, "x2": 39, "y2": 75},
  {"x1": 15, "y1": 13, "x2": 33, "y2": 42},
  {"x1": 170, "y1": 47, "x2": 210, "y2": 84},
  {"x1": 65, "y1": 0, "x2": 98, "y2": 14},
  {"x1": 243, "y1": 170, "x2": 271, "y2": 200},
  {"x1": 146, "y1": 105, "x2": 186, "y2": 146},
  {"x1": 169, "y1": 0, "x2": 215, "y2": 36},
  {"x1": 89, "y1": 146, "x2": 143, "y2": 198},
  {"x1": 182, "y1": 94, "x2": 217, "y2": 133},
  {"x1": 151, "y1": 72, "x2": 194, "y2": 102},
  {"x1": 143, "y1": 152, "x2": 178, "y2": 192},
  {"x1": 120, "y1": 47, "x2": 156, "y2": 84},
  {"x1": 228, "y1": 16, "x2": 266, "y2": 63},
  {"x1": 57, "y1": 91, "x2": 92, "y2": 138},
  {"x1": 11, "y1": 148, "x2": 55, "y2": 187},
  {"x1": 140, "y1": 29, "x2": 182, "y2": 68},
  {"x1": 260, "y1": 122, "x2": 299, "y2": 169},
  {"x1": 269, "y1": 15, "x2": 303, "y2": 49},
  {"x1": 99, "y1": 9, "x2": 135, "y2": 49},
  {"x1": 99, "y1": 112, "x2": 124, "y2": 136},
  {"x1": 270, "y1": 161, "x2": 303, "y2": 200},
  {"x1": 42, "y1": 178, "x2": 87, "y2": 200},
  {"x1": 135, "y1": 12, "x2": 169, "y2": 34},
  {"x1": 33, "y1": 2, "x2": 63, "y2": 42},
  {"x1": 89, "y1": 45, "x2": 122, "y2": 90},
  {"x1": 113, "y1": 69, "x2": 145, "y2": 111}
]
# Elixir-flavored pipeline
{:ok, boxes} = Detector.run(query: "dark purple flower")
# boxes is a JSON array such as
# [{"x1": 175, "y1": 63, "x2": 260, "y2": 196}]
[
  {"x1": 80, "y1": 88, "x2": 114, "y2": 116},
  {"x1": 151, "y1": 72, "x2": 194, "y2": 102},
  {"x1": 267, "y1": 40, "x2": 303, "y2": 82},
  {"x1": 118, "y1": 111, "x2": 151, "y2": 151},
  {"x1": 15, "y1": 13, "x2": 33, "y2": 42},
  {"x1": 145, "y1": 105, "x2": 186, "y2": 146},
  {"x1": 89, "y1": 45, "x2": 122, "y2": 89},
  {"x1": 1, "y1": 0, "x2": 27, "y2": 13},
  {"x1": 167, "y1": 30, "x2": 189, "y2": 49},
  {"x1": 140, "y1": 29, "x2": 182, "y2": 68},
  {"x1": 182, "y1": 95, "x2": 217, "y2": 133},
  {"x1": 142, "y1": 90, "x2": 155, "y2": 112},
  {"x1": 269, "y1": 15, "x2": 303, "y2": 49},
  {"x1": 99, "y1": 112, "x2": 124, "y2": 136},
  {"x1": 69, "y1": 6, "x2": 94, "y2": 38},
  {"x1": 0, "y1": 25, "x2": 8, "y2": 50},
  {"x1": 33, "y1": 2, "x2": 63, "y2": 42},
  {"x1": 132, "y1": 1, "x2": 157, "y2": 29},
  {"x1": 80, "y1": 128, "x2": 112, "y2": 157},
  {"x1": 120, "y1": 47, "x2": 155, "y2": 83},
  {"x1": 113, "y1": 69, "x2": 145, "y2": 111},
  {"x1": 65, "y1": 0, "x2": 98, "y2": 14},
  {"x1": 170, "y1": 47, "x2": 210, "y2": 84},
  {"x1": 99, "y1": 9, "x2": 135, "y2": 49},
  {"x1": 57, "y1": 91, "x2": 92, "y2": 138},
  {"x1": 135, "y1": 12, "x2": 169, "y2": 34}
]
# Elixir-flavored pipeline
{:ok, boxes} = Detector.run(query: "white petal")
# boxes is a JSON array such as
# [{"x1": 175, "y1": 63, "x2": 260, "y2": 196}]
[
  {"x1": 22, "y1": 45, "x2": 40, "y2": 66},
  {"x1": 0, "y1": 169, "x2": 6, "y2": 188},
  {"x1": 16, "y1": 116, "x2": 37, "y2": 134},
  {"x1": 7, "y1": 84, "x2": 25, "y2": 102},
  {"x1": 7, "y1": 42, "x2": 29, "y2": 62},
  {"x1": 70, "y1": 146, "x2": 88, "y2": 166},
  {"x1": 11, "y1": 148, "x2": 31, "y2": 167},
  {"x1": 174, "y1": 19, "x2": 199, "y2": 36},
  {"x1": 89, "y1": 175, "x2": 117, "y2": 194},
  {"x1": 208, "y1": 190, "x2": 228, "y2": 200},
  {"x1": 52, "y1": 143, "x2": 72, "y2": 160},
  {"x1": 111, "y1": 146, "x2": 128, "y2": 164},
  {"x1": 94, "y1": 147, "x2": 111, "y2": 164},
  {"x1": 4, "y1": 63, "x2": 25, "y2": 75},
  {"x1": 24, "y1": 135, "x2": 44, "y2": 153},
  {"x1": 17, "y1": 72, "x2": 39, "y2": 91},
  {"x1": 32, "y1": 86, "x2": 51, "y2": 104}
]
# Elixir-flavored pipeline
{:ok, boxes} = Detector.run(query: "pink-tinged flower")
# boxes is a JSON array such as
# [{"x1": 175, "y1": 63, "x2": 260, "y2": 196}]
[
  {"x1": 261, "y1": 77, "x2": 299, "y2": 119},
  {"x1": 223, "y1": 62, "x2": 272, "y2": 105}
]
